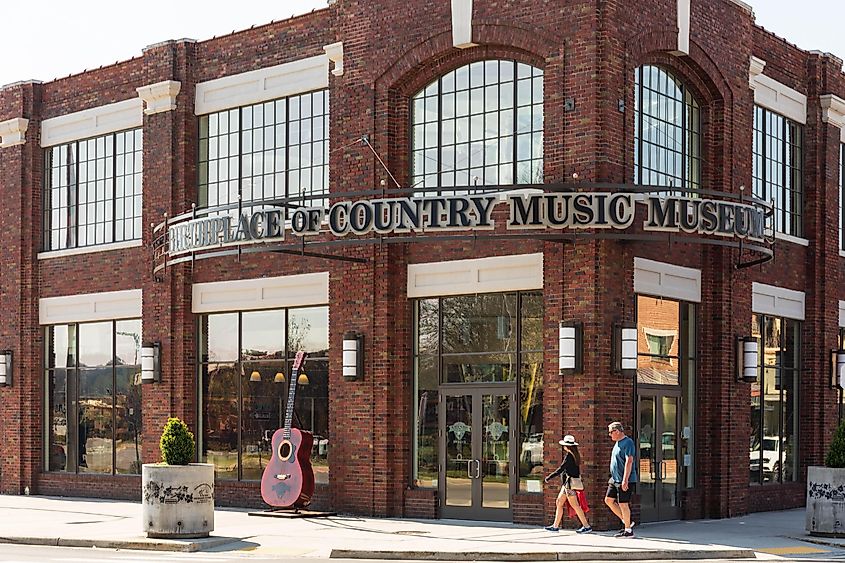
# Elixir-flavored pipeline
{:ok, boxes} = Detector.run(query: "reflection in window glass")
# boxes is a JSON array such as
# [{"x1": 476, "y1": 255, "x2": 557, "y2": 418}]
[
  {"x1": 411, "y1": 60, "x2": 544, "y2": 194},
  {"x1": 750, "y1": 313, "x2": 800, "y2": 484},
  {"x1": 634, "y1": 65, "x2": 701, "y2": 195},
  {"x1": 411, "y1": 292, "x2": 543, "y2": 493},
  {"x1": 753, "y1": 106, "x2": 803, "y2": 236},
  {"x1": 636, "y1": 296, "x2": 680, "y2": 386},
  {"x1": 46, "y1": 320, "x2": 142, "y2": 475},
  {"x1": 200, "y1": 307, "x2": 329, "y2": 483},
  {"x1": 44, "y1": 129, "x2": 142, "y2": 251},
  {"x1": 198, "y1": 90, "x2": 329, "y2": 214}
]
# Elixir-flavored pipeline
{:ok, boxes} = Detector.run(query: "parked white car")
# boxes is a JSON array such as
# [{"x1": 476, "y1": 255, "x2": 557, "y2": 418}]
[{"x1": 749, "y1": 436, "x2": 781, "y2": 476}]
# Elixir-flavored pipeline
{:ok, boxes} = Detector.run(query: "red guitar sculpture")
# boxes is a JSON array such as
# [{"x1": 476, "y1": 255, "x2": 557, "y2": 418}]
[{"x1": 260, "y1": 351, "x2": 315, "y2": 508}]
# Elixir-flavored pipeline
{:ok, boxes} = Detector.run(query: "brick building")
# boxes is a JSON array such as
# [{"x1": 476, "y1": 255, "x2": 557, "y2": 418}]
[{"x1": 0, "y1": 0, "x2": 844, "y2": 528}]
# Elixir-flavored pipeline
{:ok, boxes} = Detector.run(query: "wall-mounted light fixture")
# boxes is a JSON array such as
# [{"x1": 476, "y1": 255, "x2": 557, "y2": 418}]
[
  {"x1": 141, "y1": 342, "x2": 161, "y2": 384},
  {"x1": 559, "y1": 321, "x2": 583, "y2": 375},
  {"x1": 297, "y1": 371, "x2": 310, "y2": 386},
  {"x1": 274, "y1": 371, "x2": 286, "y2": 384},
  {"x1": 831, "y1": 349, "x2": 845, "y2": 389},
  {"x1": 737, "y1": 337, "x2": 758, "y2": 383},
  {"x1": 0, "y1": 350, "x2": 12, "y2": 387},
  {"x1": 613, "y1": 322, "x2": 637, "y2": 376},
  {"x1": 343, "y1": 331, "x2": 364, "y2": 382},
  {"x1": 249, "y1": 370, "x2": 262, "y2": 382}
]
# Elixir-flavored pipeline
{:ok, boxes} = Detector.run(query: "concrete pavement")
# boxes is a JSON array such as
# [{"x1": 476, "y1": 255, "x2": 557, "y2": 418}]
[{"x1": 0, "y1": 494, "x2": 839, "y2": 560}]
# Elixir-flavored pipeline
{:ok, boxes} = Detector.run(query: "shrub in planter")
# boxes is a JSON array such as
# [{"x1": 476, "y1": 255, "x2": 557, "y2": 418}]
[
  {"x1": 143, "y1": 417, "x2": 215, "y2": 539},
  {"x1": 160, "y1": 417, "x2": 195, "y2": 465},
  {"x1": 807, "y1": 419, "x2": 845, "y2": 537}
]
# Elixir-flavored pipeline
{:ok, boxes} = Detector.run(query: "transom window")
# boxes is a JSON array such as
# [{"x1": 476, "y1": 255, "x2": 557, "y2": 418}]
[
  {"x1": 753, "y1": 106, "x2": 803, "y2": 237},
  {"x1": 634, "y1": 65, "x2": 701, "y2": 195},
  {"x1": 44, "y1": 129, "x2": 143, "y2": 251},
  {"x1": 749, "y1": 314, "x2": 800, "y2": 484},
  {"x1": 198, "y1": 90, "x2": 328, "y2": 214},
  {"x1": 411, "y1": 60, "x2": 544, "y2": 194}
]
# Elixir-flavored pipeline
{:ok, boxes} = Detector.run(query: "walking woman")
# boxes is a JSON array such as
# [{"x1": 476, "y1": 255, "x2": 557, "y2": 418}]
[{"x1": 543, "y1": 435, "x2": 592, "y2": 533}]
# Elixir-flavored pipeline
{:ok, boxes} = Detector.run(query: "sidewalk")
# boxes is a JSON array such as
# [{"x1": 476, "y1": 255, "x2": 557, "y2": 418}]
[{"x1": 0, "y1": 494, "x2": 839, "y2": 560}]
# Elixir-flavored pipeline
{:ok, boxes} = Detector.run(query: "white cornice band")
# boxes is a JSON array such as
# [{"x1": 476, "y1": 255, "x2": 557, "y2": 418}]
[
  {"x1": 407, "y1": 253, "x2": 543, "y2": 298},
  {"x1": 137, "y1": 80, "x2": 182, "y2": 115},
  {"x1": 41, "y1": 98, "x2": 143, "y2": 148},
  {"x1": 195, "y1": 44, "x2": 344, "y2": 116},
  {"x1": 749, "y1": 57, "x2": 807, "y2": 125},
  {"x1": 752, "y1": 282, "x2": 805, "y2": 321},
  {"x1": 634, "y1": 257, "x2": 701, "y2": 303},
  {"x1": 192, "y1": 272, "x2": 329, "y2": 313},
  {"x1": 0, "y1": 118, "x2": 29, "y2": 148},
  {"x1": 820, "y1": 94, "x2": 845, "y2": 143},
  {"x1": 39, "y1": 289, "x2": 142, "y2": 325}
]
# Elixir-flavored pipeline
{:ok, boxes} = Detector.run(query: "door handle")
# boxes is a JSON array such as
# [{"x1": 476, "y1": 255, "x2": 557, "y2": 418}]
[
  {"x1": 474, "y1": 459, "x2": 481, "y2": 479},
  {"x1": 466, "y1": 460, "x2": 474, "y2": 479},
  {"x1": 661, "y1": 460, "x2": 667, "y2": 480}
]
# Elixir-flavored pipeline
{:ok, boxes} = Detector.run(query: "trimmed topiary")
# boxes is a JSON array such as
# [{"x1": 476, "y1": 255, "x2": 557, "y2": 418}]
[
  {"x1": 159, "y1": 417, "x2": 195, "y2": 466},
  {"x1": 826, "y1": 419, "x2": 845, "y2": 468}
]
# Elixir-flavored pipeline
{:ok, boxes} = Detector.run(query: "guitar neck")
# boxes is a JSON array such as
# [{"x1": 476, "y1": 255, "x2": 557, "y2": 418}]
[{"x1": 282, "y1": 365, "x2": 299, "y2": 438}]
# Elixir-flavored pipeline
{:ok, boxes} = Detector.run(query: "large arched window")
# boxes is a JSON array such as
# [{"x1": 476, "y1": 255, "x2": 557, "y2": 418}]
[
  {"x1": 411, "y1": 60, "x2": 543, "y2": 194},
  {"x1": 634, "y1": 65, "x2": 701, "y2": 194}
]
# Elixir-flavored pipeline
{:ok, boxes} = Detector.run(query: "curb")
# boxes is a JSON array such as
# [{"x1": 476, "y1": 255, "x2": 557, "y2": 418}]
[
  {"x1": 786, "y1": 535, "x2": 845, "y2": 549},
  {"x1": 329, "y1": 548, "x2": 757, "y2": 561},
  {"x1": 0, "y1": 535, "x2": 237, "y2": 553}
]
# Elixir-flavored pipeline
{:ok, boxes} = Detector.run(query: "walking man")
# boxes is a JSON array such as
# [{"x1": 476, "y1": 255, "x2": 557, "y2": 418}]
[{"x1": 605, "y1": 421, "x2": 637, "y2": 537}]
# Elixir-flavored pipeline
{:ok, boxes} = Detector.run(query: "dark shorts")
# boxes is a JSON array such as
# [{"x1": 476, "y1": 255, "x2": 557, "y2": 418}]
[{"x1": 605, "y1": 482, "x2": 636, "y2": 504}]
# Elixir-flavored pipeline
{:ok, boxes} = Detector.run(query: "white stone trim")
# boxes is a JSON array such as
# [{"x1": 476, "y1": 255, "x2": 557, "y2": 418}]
[
  {"x1": 634, "y1": 257, "x2": 701, "y2": 303},
  {"x1": 0, "y1": 118, "x2": 28, "y2": 148},
  {"x1": 451, "y1": 0, "x2": 476, "y2": 49},
  {"x1": 774, "y1": 232, "x2": 810, "y2": 246},
  {"x1": 195, "y1": 55, "x2": 329, "y2": 116},
  {"x1": 323, "y1": 42, "x2": 344, "y2": 77},
  {"x1": 407, "y1": 253, "x2": 543, "y2": 298},
  {"x1": 41, "y1": 98, "x2": 143, "y2": 148},
  {"x1": 39, "y1": 289, "x2": 142, "y2": 325},
  {"x1": 821, "y1": 94, "x2": 845, "y2": 128},
  {"x1": 676, "y1": 0, "x2": 691, "y2": 55},
  {"x1": 841, "y1": 249, "x2": 845, "y2": 259},
  {"x1": 749, "y1": 62, "x2": 807, "y2": 125},
  {"x1": 839, "y1": 300, "x2": 845, "y2": 328},
  {"x1": 37, "y1": 239, "x2": 142, "y2": 260},
  {"x1": 137, "y1": 81, "x2": 181, "y2": 115},
  {"x1": 192, "y1": 272, "x2": 329, "y2": 314},
  {"x1": 752, "y1": 282, "x2": 805, "y2": 320}
]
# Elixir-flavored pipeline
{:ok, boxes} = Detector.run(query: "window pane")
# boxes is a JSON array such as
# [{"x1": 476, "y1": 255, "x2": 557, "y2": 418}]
[
  {"x1": 242, "y1": 310, "x2": 285, "y2": 360},
  {"x1": 637, "y1": 296, "x2": 680, "y2": 385},
  {"x1": 48, "y1": 369, "x2": 70, "y2": 472},
  {"x1": 115, "y1": 319, "x2": 141, "y2": 366},
  {"x1": 78, "y1": 367, "x2": 114, "y2": 474},
  {"x1": 201, "y1": 362, "x2": 239, "y2": 480},
  {"x1": 203, "y1": 313, "x2": 239, "y2": 362},
  {"x1": 115, "y1": 366, "x2": 142, "y2": 474},
  {"x1": 288, "y1": 306, "x2": 329, "y2": 355},
  {"x1": 241, "y1": 360, "x2": 285, "y2": 481},
  {"x1": 443, "y1": 352, "x2": 516, "y2": 383},
  {"x1": 441, "y1": 294, "x2": 517, "y2": 354},
  {"x1": 294, "y1": 358, "x2": 329, "y2": 485},
  {"x1": 48, "y1": 324, "x2": 76, "y2": 368},
  {"x1": 79, "y1": 322, "x2": 113, "y2": 368},
  {"x1": 519, "y1": 352, "x2": 543, "y2": 493},
  {"x1": 520, "y1": 293, "x2": 543, "y2": 351}
]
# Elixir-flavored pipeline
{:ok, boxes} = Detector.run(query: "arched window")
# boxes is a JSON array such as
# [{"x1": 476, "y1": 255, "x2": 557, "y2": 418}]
[
  {"x1": 634, "y1": 65, "x2": 701, "y2": 194},
  {"x1": 411, "y1": 60, "x2": 543, "y2": 194}
]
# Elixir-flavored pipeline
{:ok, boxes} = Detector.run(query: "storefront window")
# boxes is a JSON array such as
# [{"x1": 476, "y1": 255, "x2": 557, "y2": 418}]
[
  {"x1": 198, "y1": 89, "x2": 329, "y2": 214},
  {"x1": 44, "y1": 129, "x2": 143, "y2": 251},
  {"x1": 750, "y1": 314, "x2": 800, "y2": 484},
  {"x1": 411, "y1": 60, "x2": 544, "y2": 194},
  {"x1": 839, "y1": 328, "x2": 845, "y2": 423},
  {"x1": 840, "y1": 144, "x2": 844, "y2": 251},
  {"x1": 636, "y1": 295, "x2": 696, "y2": 488},
  {"x1": 199, "y1": 306, "x2": 329, "y2": 483},
  {"x1": 412, "y1": 292, "x2": 543, "y2": 493},
  {"x1": 753, "y1": 106, "x2": 803, "y2": 237},
  {"x1": 634, "y1": 65, "x2": 701, "y2": 195},
  {"x1": 46, "y1": 319, "x2": 143, "y2": 474}
]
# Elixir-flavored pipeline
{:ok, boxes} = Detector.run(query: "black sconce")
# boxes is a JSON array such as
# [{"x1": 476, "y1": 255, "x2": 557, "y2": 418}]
[
  {"x1": 612, "y1": 322, "x2": 637, "y2": 376},
  {"x1": 0, "y1": 350, "x2": 12, "y2": 387}
]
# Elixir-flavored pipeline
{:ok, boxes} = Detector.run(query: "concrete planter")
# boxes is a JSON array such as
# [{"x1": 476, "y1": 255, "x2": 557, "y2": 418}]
[
  {"x1": 807, "y1": 466, "x2": 845, "y2": 537},
  {"x1": 142, "y1": 463, "x2": 215, "y2": 538}
]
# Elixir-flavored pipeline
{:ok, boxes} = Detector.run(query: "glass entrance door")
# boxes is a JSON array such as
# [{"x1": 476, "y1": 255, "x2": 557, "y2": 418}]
[
  {"x1": 439, "y1": 386, "x2": 516, "y2": 521},
  {"x1": 637, "y1": 390, "x2": 681, "y2": 522}
]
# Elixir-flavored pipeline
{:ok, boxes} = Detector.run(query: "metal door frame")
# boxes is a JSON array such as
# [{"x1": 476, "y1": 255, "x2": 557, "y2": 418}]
[
  {"x1": 637, "y1": 386, "x2": 682, "y2": 522},
  {"x1": 438, "y1": 383, "x2": 517, "y2": 521}
]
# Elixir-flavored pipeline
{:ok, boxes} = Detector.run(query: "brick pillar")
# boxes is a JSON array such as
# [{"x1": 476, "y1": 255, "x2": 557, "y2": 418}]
[
  {"x1": 0, "y1": 81, "x2": 42, "y2": 494},
  {"x1": 139, "y1": 39, "x2": 198, "y2": 461}
]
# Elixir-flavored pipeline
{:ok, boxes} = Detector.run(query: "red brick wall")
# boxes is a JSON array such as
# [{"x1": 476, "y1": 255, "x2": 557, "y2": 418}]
[{"x1": 0, "y1": 0, "x2": 844, "y2": 527}]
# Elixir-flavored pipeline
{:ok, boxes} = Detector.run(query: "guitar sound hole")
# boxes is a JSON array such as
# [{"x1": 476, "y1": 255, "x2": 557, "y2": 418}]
[{"x1": 278, "y1": 441, "x2": 292, "y2": 461}]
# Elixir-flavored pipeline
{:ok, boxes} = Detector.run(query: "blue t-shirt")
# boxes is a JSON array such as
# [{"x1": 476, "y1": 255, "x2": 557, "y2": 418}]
[{"x1": 610, "y1": 436, "x2": 638, "y2": 483}]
